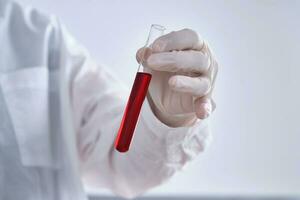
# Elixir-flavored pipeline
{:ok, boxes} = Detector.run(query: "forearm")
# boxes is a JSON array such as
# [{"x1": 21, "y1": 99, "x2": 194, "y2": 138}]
[{"x1": 79, "y1": 96, "x2": 211, "y2": 199}]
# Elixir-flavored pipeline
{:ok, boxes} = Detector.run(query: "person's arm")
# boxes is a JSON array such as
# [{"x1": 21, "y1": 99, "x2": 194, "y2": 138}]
[{"x1": 58, "y1": 24, "x2": 214, "y2": 198}]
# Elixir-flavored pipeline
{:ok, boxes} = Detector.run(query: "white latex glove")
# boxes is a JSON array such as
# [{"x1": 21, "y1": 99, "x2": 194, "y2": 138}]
[{"x1": 137, "y1": 29, "x2": 218, "y2": 127}]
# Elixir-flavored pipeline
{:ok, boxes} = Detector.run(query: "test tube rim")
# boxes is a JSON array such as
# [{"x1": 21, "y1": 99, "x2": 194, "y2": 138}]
[{"x1": 151, "y1": 24, "x2": 166, "y2": 31}]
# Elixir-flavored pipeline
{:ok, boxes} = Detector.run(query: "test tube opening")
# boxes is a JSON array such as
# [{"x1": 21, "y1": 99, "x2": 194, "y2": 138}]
[
  {"x1": 137, "y1": 24, "x2": 166, "y2": 72},
  {"x1": 151, "y1": 24, "x2": 166, "y2": 32}
]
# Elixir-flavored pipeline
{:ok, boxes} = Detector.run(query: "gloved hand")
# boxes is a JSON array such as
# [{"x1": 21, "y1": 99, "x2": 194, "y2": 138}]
[{"x1": 136, "y1": 29, "x2": 218, "y2": 127}]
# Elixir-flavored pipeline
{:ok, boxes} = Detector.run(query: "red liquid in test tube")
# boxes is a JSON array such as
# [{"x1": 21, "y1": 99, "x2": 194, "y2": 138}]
[
  {"x1": 115, "y1": 24, "x2": 166, "y2": 153},
  {"x1": 114, "y1": 72, "x2": 151, "y2": 152}
]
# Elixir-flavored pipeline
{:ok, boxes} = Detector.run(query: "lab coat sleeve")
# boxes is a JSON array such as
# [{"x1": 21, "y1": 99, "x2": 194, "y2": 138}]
[{"x1": 58, "y1": 23, "x2": 211, "y2": 198}]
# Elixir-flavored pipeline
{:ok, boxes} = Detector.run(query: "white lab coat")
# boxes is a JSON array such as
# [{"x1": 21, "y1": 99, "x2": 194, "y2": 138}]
[{"x1": 0, "y1": 0, "x2": 211, "y2": 199}]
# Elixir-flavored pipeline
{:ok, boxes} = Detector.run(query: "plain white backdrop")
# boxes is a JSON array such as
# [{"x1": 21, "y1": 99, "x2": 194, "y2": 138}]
[{"x1": 17, "y1": 0, "x2": 300, "y2": 197}]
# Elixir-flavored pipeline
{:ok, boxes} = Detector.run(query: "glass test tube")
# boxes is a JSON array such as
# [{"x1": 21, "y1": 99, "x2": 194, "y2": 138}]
[{"x1": 115, "y1": 24, "x2": 166, "y2": 153}]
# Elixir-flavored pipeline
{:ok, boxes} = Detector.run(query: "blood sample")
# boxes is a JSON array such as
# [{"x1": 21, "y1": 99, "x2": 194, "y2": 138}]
[{"x1": 115, "y1": 24, "x2": 166, "y2": 153}]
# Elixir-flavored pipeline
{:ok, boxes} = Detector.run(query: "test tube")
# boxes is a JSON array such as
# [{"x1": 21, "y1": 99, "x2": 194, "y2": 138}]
[{"x1": 115, "y1": 24, "x2": 166, "y2": 153}]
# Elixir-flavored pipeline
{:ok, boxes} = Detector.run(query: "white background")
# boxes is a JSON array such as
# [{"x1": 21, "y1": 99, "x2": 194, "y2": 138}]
[{"x1": 18, "y1": 0, "x2": 300, "y2": 197}]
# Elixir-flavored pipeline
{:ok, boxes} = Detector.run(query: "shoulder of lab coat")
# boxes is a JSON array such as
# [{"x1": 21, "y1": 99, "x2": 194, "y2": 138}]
[{"x1": 51, "y1": 16, "x2": 212, "y2": 199}]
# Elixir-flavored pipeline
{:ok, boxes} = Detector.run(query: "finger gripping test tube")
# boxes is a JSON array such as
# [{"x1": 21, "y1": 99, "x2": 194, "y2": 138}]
[{"x1": 115, "y1": 24, "x2": 166, "y2": 153}]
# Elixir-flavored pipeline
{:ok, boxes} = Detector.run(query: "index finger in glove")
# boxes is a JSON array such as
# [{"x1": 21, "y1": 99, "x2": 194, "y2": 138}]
[
  {"x1": 151, "y1": 28, "x2": 204, "y2": 53},
  {"x1": 136, "y1": 47, "x2": 152, "y2": 64}
]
